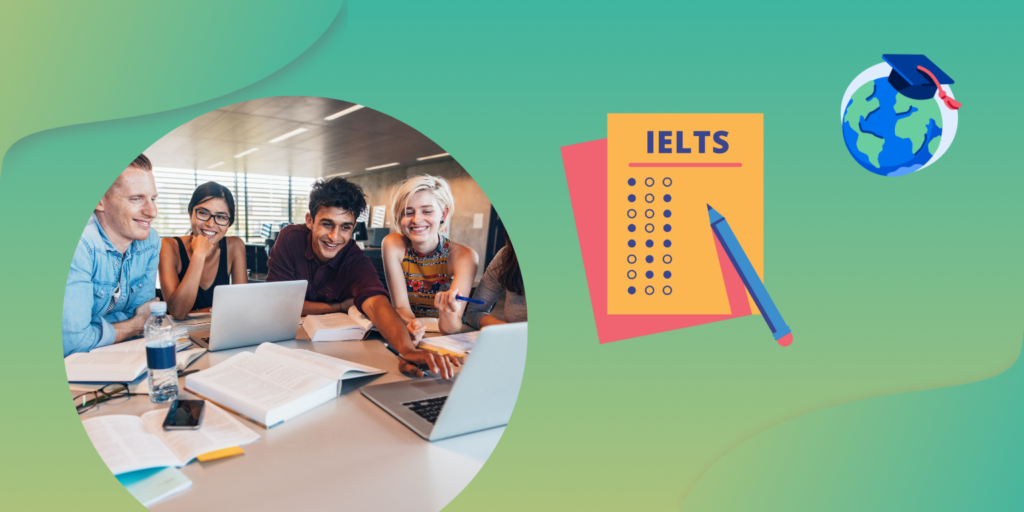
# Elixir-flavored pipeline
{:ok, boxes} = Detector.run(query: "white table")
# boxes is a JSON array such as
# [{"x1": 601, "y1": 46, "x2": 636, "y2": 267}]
[{"x1": 74, "y1": 326, "x2": 502, "y2": 511}]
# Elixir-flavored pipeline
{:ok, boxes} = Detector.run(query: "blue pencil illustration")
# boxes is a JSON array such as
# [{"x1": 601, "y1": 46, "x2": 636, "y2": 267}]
[{"x1": 707, "y1": 205, "x2": 792, "y2": 346}]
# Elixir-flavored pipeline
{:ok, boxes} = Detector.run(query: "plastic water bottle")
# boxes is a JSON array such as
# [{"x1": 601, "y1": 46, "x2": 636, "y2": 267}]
[{"x1": 144, "y1": 302, "x2": 178, "y2": 403}]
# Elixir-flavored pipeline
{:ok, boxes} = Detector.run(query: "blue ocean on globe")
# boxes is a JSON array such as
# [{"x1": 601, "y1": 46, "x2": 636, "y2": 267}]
[{"x1": 842, "y1": 77, "x2": 943, "y2": 176}]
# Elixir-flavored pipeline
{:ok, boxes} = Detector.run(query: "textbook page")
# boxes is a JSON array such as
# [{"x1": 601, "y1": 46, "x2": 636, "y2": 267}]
[
  {"x1": 303, "y1": 313, "x2": 370, "y2": 341},
  {"x1": 173, "y1": 312, "x2": 211, "y2": 326},
  {"x1": 81, "y1": 415, "x2": 182, "y2": 475},
  {"x1": 346, "y1": 306, "x2": 375, "y2": 330},
  {"x1": 420, "y1": 317, "x2": 441, "y2": 333},
  {"x1": 255, "y1": 343, "x2": 384, "y2": 382},
  {"x1": 140, "y1": 403, "x2": 259, "y2": 464},
  {"x1": 185, "y1": 352, "x2": 335, "y2": 425},
  {"x1": 91, "y1": 338, "x2": 192, "y2": 354},
  {"x1": 418, "y1": 331, "x2": 480, "y2": 356},
  {"x1": 64, "y1": 352, "x2": 147, "y2": 382}
]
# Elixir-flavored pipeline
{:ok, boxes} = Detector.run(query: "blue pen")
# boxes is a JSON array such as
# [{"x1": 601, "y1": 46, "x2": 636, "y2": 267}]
[
  {"x1": 455, "y1": 295, "x2": 485, "y2": 305},
  {"x1": 707, "y1": 205, "x2": 793, "y2": 347}
]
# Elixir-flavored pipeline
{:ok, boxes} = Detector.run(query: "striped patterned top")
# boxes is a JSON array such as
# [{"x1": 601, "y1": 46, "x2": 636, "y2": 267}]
[{"x1": 401, "y1": 235, "x2": 452, "y2": 318}]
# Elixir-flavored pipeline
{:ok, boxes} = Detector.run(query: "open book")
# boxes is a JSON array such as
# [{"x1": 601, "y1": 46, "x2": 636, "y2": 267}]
[
  {"x1": 302, "y1": 306, "x2": 377, "y2": 341},
  {"x1": 418, "y1": 331, "x2": 480, "y2": 357},
  {"x1": 116, "y1": 467, "x2": 192, "y2": 507},
  {"x1": 173, "y1": 312, "x2": 212, "y2": 327},
  {"x1": 65, "y1": 339, "x2": 202, "y2": 382},
  {"x1": 185, "y1": 343, "x2": 385, "y2": 428},
  {"x1": 81, "y1": 402, "x2": 259, "y2": 475}
]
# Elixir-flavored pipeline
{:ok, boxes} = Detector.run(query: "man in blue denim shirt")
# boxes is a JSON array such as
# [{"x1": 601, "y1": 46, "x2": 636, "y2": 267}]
[{"x1": 63, "y1": 155, "x2": 161, "y2": 356}]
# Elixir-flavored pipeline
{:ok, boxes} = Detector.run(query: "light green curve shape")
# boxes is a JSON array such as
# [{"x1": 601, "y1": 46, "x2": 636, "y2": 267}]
[
  {"x1": 682, "y1": 338, "x2": 1024, "y2": 511},
  {"x1": 0, "y1": 0, "x2": 345, "y2": 178}
]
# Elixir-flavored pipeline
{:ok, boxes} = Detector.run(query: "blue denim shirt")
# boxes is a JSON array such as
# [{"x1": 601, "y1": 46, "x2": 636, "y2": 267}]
[{"x1": 62, "y1": 214, "x2": 160, "y2": 356}]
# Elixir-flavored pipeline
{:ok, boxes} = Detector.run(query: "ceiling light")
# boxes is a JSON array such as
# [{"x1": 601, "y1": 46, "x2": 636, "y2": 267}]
[
  {"x1": 269, "y1": 127, "x2": 309, "y2": 143},
  {"x1": 324, "y1": 105, "x2": 365, "y2": 121},
  {"x1": 234, "y1": 148, "x2": 259, "y2": 158},
  {"x1": 365, "y1": 162, "x2": 400, "y2": 171},
  {"x1": 416, "y1": 153, "x2": 449, "y2": 161},
  {"x1": 207, "y1": 162, "x2": 225, "y2": 169},
  {"x1": 325, "y1": 172, "x2": 352, "y2": 177}
]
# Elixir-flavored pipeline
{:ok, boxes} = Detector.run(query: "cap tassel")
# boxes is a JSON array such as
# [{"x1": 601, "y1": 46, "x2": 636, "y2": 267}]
[{"x1": 917, "y1": 65, "x2": 962, "y2": 110}]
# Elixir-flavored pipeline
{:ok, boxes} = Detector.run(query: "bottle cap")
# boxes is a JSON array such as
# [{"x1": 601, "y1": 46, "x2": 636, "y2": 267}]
[{"x1": 150, "y1": 301, "x2": 167, "y2": 315}]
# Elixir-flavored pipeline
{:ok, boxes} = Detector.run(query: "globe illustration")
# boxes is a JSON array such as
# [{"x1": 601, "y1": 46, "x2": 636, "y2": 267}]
[{"x1": 840, "y1": 62, "x2": 958, "y2": 177}]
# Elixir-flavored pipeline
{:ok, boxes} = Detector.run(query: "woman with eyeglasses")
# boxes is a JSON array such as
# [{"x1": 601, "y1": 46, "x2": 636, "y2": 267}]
[{"x1": 158, "y1": 182, "x2": 248, "y2": 320}]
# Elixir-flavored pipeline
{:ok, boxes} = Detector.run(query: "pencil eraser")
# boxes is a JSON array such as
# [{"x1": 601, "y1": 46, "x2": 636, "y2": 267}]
[{"x1": 777, "y1": 333, "x2": 793, "y2": 347}]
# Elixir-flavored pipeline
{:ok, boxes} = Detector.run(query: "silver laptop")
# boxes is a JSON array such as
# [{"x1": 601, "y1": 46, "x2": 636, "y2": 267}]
[
  {"x1": 361, "y1": 322, "x2": 527, "y2": 441},
  {"x1": 190, "y1": 280, "x2": 306, "y2": 351}
]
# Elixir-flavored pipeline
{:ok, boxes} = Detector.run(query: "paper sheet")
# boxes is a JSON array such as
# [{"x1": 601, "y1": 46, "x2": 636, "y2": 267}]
[{"x1": 607, "y1": 114, "x2": 763, "y2": 315}]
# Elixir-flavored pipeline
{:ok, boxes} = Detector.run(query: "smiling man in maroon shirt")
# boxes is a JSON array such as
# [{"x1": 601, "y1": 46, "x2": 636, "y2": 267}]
[{"x1": 266, "y1": 177, "x2": 457, "y2": 378}]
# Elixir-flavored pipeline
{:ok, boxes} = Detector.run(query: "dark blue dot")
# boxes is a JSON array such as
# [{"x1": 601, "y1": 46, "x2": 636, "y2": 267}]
[
  {"x1": 664, "y1": 210, "x2": 671, "y2": 218},
  {"x1": 664, "y1": 240, "x2": 672, "y2": 248},
  {"x1": 628, "y1": 178, "x2": 636, "y2": 186},
  {"x1": 664, "y1": 224, "x2": 671, "y2": 232},
  {"x1": 646, "y1": 240, "x2": 654, "y2": 248},
  {"x1": 663, "y1": 194, "x2": 672, "y2": 202},
  {"x1": 628, "y1": 224, "x2": 636, "y2": 232},
  {"x1": 628, "y1": 286, "x2": 636, "y2": 295},
  {"x1": 645, "y1": 271, "x2": 654, "y2": 279},
  {"x1": 664, "y1": 271, "x2": 672, "y2": 278},
  {"x1": 628, "y1": 194, "x2": 636, "y2": 202},
  {"x1": 627, "y1": 239, "x2": 635, "y2": 248},
  {"x1": 645, "y1": 255, "x2": 654, "y2": 263}
]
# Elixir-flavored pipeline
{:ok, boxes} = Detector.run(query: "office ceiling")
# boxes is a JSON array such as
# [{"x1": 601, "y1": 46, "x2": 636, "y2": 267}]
[{"x1": 144, "y1": 97, "x2": 450, "y2": 178}]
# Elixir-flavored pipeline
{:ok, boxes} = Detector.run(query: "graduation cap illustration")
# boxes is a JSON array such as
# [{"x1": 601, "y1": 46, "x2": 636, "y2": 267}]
[{"x1": 882, "y1": 54, "x2": 961, "y2": 110}]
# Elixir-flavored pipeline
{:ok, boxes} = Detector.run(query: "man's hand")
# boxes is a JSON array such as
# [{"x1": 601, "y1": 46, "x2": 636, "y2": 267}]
[
  {"x1": 190, "y1": 233, "x2": 215, "y2": 259},
  {"x1": 398, "y1": 349, "x2": 460, "y2": 379},
  {"x1": 134, "y1": 298, "x2": 158, "y2": 322},
  {"x1": 407, "y1": 318, "x2": 426, "y2": 342},
  {"x1": 434, "y1": 288, "x2": 461, "y2": 314}
]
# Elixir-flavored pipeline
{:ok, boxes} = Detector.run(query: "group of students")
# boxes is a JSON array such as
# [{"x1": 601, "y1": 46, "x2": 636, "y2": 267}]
[{"x1": 62, "y1": 154, "x2": 527, "y2": 379}]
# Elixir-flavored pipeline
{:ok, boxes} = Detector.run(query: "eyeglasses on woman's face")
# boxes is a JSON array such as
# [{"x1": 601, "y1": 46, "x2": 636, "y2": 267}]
[{"x1": 194, "y1": 207, "x2": 231, "y2": 226}]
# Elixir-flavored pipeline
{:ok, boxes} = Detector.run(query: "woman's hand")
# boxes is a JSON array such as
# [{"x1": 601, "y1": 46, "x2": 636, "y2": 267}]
[
  {"x1": 434, "y1": 288, "x2": 461, "y2": 314},
  {"x1": 190, "y1": 234, "x2": 215, "y2": 259},
  {"x1": 407, "y1": 318, "x2": 426, "y2": 342}
]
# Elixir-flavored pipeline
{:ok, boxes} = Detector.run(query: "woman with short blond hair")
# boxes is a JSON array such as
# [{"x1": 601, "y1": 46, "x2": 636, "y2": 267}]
[{"x1": 382, "y1": 175, "x2": 478, "y2": 337}]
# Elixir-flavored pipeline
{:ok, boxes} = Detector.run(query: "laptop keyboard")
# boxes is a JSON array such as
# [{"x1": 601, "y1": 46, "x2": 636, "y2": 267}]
[{"x1": 403, "y1": 396, "x2": 448, "y2": 424}]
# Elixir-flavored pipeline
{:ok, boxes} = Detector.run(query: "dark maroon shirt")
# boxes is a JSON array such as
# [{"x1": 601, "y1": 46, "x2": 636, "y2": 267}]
[{"x1": 266, "y1": 224, "x2": 389, "y2": 313}]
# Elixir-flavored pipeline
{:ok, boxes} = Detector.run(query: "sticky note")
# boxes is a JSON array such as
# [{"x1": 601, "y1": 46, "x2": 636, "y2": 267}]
[
  {"x1": 196, "y1": 446, "x2": 245, "y2": 462},
  {"x1": 607, "y1": 114, "x2": 763, "y2": 315}
]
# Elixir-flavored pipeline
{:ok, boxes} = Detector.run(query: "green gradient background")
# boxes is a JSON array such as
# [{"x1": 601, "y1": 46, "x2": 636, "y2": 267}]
[{"x1": 1, "y1": 1, "x2": 1021, "y2": 511}]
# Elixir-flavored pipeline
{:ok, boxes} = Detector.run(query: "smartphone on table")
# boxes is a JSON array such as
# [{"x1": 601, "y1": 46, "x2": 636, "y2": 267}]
[{"x1": 162, "y1": 399, "x2": 205, "y2": 430}]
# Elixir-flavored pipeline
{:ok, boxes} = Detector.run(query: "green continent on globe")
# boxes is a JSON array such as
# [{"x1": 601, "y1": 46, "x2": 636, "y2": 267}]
[
  {"x1": 894, "y1": 93, "x2": 942, "y2": 153},
  {"x1": 845, "y1": 81, "x2": 883, "y2": 168},
  {"x1": 928, "y1": 135, "x2": 941, "y2": 155}
]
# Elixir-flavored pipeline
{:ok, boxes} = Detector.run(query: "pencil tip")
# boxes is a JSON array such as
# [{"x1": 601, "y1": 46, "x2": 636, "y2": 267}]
[{"x1": 706, "y1": 204, "x2": 713, "y2": 211}]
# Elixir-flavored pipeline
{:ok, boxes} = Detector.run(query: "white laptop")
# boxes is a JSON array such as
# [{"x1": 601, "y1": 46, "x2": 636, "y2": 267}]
[
  {"x1": 361, "y1": 322, "x2": 527, "y2": 441},
  {"x1": 189, "y1": 280, "x2": 306, "y2": 351}
]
